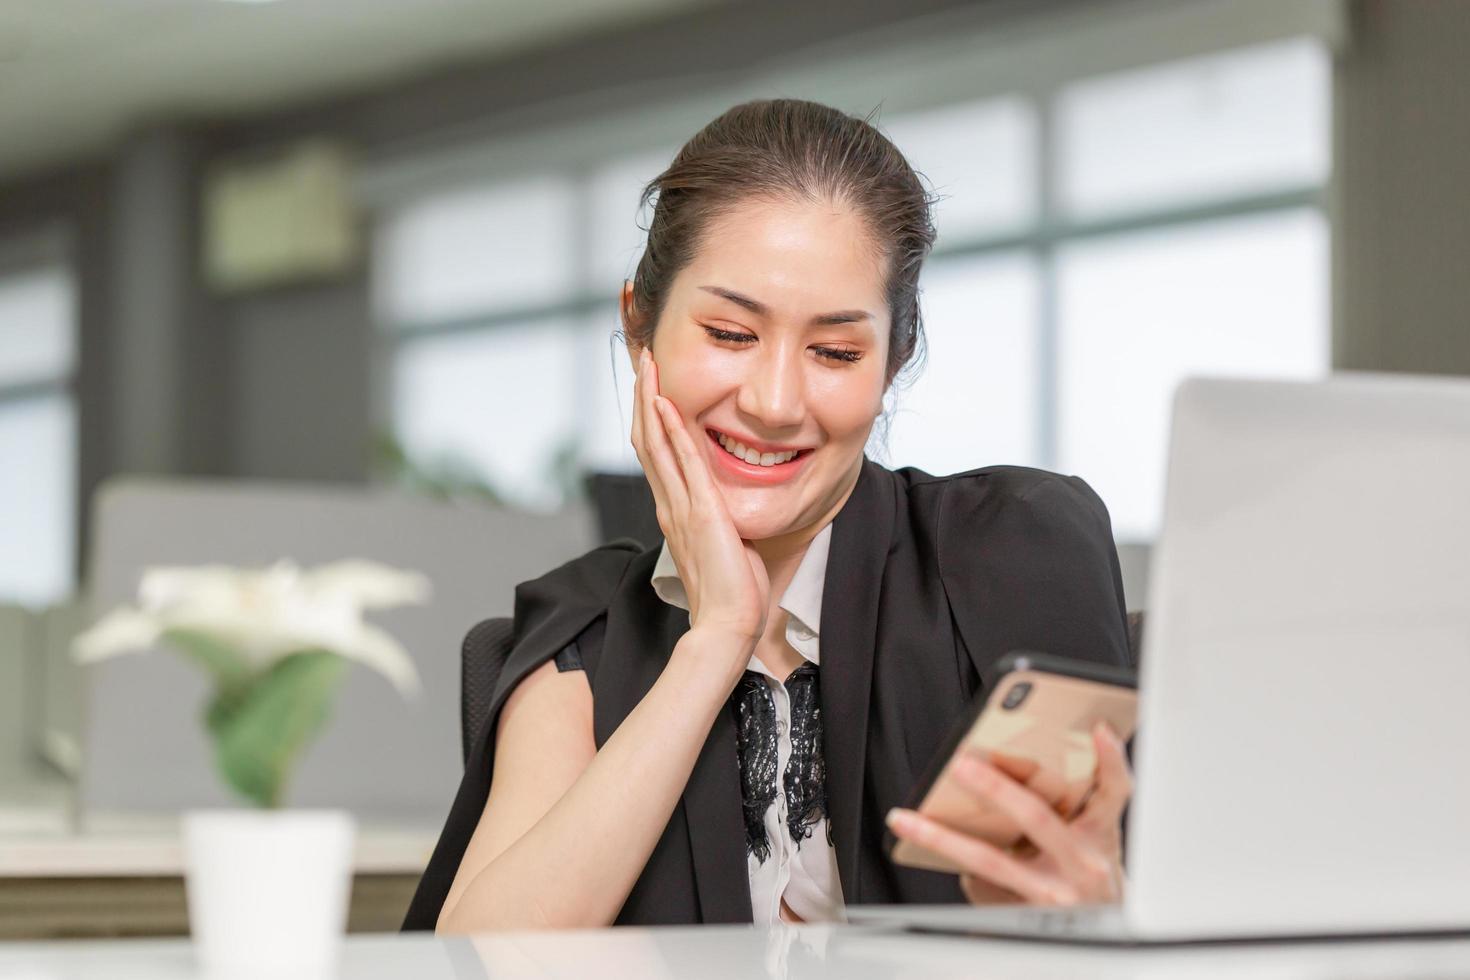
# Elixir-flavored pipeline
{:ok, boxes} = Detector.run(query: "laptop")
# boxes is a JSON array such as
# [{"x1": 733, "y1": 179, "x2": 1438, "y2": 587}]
[{"x1": 848, "y1": 374, "x2": 1470, "y2": 944}]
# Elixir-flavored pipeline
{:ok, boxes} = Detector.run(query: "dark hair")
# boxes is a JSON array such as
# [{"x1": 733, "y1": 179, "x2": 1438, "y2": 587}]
[{"x1": 624, "y1": 98, "x2": 936, "y2": 384}]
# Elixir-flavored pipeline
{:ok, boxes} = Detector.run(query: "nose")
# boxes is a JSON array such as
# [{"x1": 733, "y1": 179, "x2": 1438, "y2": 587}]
[{"x1": 735, "y1": 341, "x2": 806, "y2": 432}]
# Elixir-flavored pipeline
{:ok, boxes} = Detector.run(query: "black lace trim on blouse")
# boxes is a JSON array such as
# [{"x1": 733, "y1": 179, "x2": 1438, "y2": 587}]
[
  {"x1": 732, "y1": 663, "x2": 831, "y2": 864},
  {"x1": 733, "y1": 672, "x2": 780, "y2": 863},
  {"x1": 781, "y1": 665, "x2": 830, "y2": 849}
]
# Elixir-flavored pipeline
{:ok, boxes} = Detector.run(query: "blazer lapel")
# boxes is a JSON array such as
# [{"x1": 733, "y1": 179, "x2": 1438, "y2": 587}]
[
  {"x1": 820, "y1": 458, "x2": 897, "y2": 903},
  {"x1": 594, "y1": 551, "x2": 751, "y2": 924}
]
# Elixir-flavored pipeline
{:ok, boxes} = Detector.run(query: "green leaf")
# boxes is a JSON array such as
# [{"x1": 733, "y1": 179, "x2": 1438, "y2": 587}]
[{"x1": 209, "y1": 650, "x2": 347, "y2": 808}]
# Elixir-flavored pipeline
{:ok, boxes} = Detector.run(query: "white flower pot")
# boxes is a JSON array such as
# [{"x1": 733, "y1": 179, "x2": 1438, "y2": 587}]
[{"x1": 183, "y1": 809, "x2": 356, "y2": 978}]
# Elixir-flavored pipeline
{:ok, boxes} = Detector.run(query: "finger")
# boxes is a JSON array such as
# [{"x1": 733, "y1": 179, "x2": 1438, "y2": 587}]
[
  {"x1": 959, "y1": 873, "x2": 1020, "y2": 905},
  {"x1": 626, "y1": 348, "x2": 643, "y2": 449},
  {"x1": 952, "y1": 752, "x2": 1105, "y2": 887},
  {"x1": 654, "y1": 396, "x2": 721, "y2": 504},
  {"x1": 630, "y1": 352, "x2": 681, "y2": 529},
  {"x1": 886, "y1": 808, "x2": 1075, "y2": 906},
  {"x1": 1080, "y1": 723, "x2": 1133, "y2": 823},
  {"x1": 987, "y1": 751, "x2": 1039, "y2": 783},
  {"x1": 638, "y1": 354, "x2": 688, "y2": 514},
  {"x1": 629, "y1": 348, "x2": 644, "y2": 452},
  {"x1": 630, "y1": 349, "x2": 651, "y2": 473},
  {"x1": 989, "y1": 751, "x2": 1066, "y2": 812}
]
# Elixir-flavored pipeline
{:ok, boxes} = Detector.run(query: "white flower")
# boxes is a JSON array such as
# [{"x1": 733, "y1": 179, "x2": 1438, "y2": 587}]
[{"x1": 73, "y1": 560, "x2": 430, "y2": 697}]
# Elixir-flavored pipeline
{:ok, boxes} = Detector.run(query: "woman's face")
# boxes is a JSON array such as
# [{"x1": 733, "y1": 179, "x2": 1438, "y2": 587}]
[{"x1": 626, "y1": 196, "x2": 891, "y2": 542}]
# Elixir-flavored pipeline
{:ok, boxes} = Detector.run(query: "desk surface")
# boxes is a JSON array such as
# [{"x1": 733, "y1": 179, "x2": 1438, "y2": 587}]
[{"x1": 3, "y1": 925, "x2": 1470, "y2": 979}]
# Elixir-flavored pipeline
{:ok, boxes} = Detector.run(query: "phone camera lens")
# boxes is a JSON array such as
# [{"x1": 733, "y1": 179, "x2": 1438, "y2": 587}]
[{"x1": 1001, "y1": 682, "x2": 1032, "y2": 710}]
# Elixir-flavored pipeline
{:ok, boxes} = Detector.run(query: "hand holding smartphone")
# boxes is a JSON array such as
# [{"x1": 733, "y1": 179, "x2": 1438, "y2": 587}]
[{"x1": 890, "y1": 652, "x2": 1137, "y2": 875}]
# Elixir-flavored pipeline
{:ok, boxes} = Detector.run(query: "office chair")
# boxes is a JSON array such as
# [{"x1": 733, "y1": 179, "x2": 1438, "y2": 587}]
[
  {"x1": 584, "y1": 472, "x2": 663, "y2": 550},
  {"x1": 1125, "y1": 610, "x2": 1145, "y2": 669},
  {"x1": 459, "y1": 617, "x2": 516, "y2": 765}
]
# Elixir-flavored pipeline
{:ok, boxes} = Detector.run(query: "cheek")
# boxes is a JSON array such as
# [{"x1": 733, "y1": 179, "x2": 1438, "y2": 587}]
[
  {"x1": 808, "y1": 372, "x2": 885, "y2": 444},
  {"x1": 654, "y1": 344, "x2": 740, "y2": 421}
]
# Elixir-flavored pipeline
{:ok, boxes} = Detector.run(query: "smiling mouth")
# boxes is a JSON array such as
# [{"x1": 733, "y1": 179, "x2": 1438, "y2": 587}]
[{"x1": 706, "y1": 429, "x2": 812, "y2": 468}]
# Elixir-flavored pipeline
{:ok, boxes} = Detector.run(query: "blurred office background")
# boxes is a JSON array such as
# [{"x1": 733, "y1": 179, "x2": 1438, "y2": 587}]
[{"x1": 0, "y1": 0, "x2": 1466, "y2": 938}]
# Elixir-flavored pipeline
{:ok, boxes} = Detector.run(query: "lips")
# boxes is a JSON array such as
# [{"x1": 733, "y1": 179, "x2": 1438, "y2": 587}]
[
  {"x1": 709, "y1": 429, "x2": 806, "y2": 467},
  {"x1": 704, "y1": 427, "x2": 812, "y2": 483}
]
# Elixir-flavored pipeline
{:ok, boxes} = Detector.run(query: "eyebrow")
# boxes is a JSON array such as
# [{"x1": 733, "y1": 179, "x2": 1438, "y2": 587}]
[{"x1": 698, "y1": 285, "x2": 873, "y2": 326}]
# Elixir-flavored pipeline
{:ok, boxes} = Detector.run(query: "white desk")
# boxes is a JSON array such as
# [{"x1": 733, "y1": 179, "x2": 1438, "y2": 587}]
[{"x1": 2, "y1": 925, "x2": 1469, "y2": 979}]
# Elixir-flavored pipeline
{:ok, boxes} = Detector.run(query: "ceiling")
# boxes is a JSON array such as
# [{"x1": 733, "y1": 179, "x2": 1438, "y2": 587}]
[{"x1": 0, "y1": 0, "x2": 714, "y2": 179}]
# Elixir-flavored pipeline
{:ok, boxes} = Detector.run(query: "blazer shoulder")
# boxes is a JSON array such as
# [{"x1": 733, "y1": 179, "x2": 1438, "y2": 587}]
[
  {"x1": 909, "y1": 464, "x2": 1129, "y2": 674},
  {"x1": 514, "y1": 538, "x2": 646, "y2": 609},
  {"x1": 509, "y1": 538, "x2": 647, "y2": 654},
  {"x1": 899, "y1": 463, "x2": 1115, "y2": 540}
]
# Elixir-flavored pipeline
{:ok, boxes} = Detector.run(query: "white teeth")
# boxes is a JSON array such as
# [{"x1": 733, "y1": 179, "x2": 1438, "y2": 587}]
[{"x1": 713, "y1": 431, "x2": 801, "y2": 466}]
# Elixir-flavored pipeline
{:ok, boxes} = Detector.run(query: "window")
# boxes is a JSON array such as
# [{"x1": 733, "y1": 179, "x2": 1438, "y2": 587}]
[
  {"x1": 391, "y1": 320, "x2": 583, "y2": 507},
  {"x1": 0, "y1": 263, "x2": 78, "y2": 607},
  {"x1": 375, "y1": 35, "x2": 1332, "y2": 538},
  {"x1": 882, "y1": 97, "x2": 1038, "y2": 244},
  {"x1": 882, "y1": 37, "x2": 1331, "y2": 539},
  {"x1": 1055, "y1": 210, "x2": 1329, "y2": 538},
  {"x1": 376, "y1": 162, "x2": 659, "y2": 509},
  {"x1": 1054, "y1": 39, "x2": 1330, "y2": 220},
  {"x1": 885, "y1": 252, "x2": 1041, "y2": 475}
]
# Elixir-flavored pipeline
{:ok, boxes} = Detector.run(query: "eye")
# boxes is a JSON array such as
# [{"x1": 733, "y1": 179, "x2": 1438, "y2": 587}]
[
  {"x1": 813, "y1": 346, "x2": 863, "y2": 364},
  {"x1": 702, "y1": 325, "x2": 756, "y2": 345}
]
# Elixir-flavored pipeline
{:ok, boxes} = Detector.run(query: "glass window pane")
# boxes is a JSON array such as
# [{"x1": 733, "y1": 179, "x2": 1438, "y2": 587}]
[
  {"x1": 392, "y1": 322, "x2": 581, "y2": 510},
  {"x1": 0, "y1": 395, "x2": 76, "y2": 606},
  {"x1": 375, "y1": 177, "x2": 579, "y2": 327},
  {"x1": 884, "y1": 97, "x2": 1037, "y2": 245},
  {"x1": 1056, "y1": 209, "x2": 1329, "y2": 541},
  {"x1": 883, "y1": 252, "x2": 1040, "y2": 475},
  {"x1": 588, "y1": 148, "x2": 675, "y2": 292},
  {"x1": 1056, "y1": 38, "x2": 1330, "y2": 219},
  {"x1": 578, "y1": 305, "x2": 640, "y2": 474},
  {"x1": 0, "y1": 267, "x2": 76, "y2": 387}
]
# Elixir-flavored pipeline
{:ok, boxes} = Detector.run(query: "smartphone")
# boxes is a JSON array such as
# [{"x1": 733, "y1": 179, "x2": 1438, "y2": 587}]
[{"x1": 889, "y1": 651, "x2": 1138, "y2": 875}]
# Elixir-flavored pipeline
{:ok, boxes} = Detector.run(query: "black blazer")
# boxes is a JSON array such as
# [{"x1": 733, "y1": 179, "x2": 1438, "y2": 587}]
[{"x1": 403, "y1": 459, "x2": 1130, "y2": 929}]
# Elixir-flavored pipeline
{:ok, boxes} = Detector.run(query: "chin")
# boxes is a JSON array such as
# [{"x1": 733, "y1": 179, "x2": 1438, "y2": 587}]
[{"x1": 721, "y1": 488, "x2": 805, "y2": 542}]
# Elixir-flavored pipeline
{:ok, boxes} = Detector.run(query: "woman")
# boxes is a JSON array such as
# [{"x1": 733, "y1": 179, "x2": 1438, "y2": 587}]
[{"x1": 406, "y1": 99, "x2": 1132, "y2": 932}]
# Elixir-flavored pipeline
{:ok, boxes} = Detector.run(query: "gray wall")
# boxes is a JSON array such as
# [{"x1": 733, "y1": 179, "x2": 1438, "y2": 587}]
[
  {"x1": 222, "y1": 279, "x2": 374, "y2": 483},
  {"x1": 1334, "y1": 0, "x2": 1470, "y2": 377}
]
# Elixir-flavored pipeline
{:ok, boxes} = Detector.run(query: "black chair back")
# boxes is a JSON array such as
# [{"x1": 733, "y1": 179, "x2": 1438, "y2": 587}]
[
  {"x1": 459, "y1": 617, "x2": 515, "y2": 765},
  {"x1": 584, "y1": 472, "x2": 662, "y2": 550},
  {"x1": 1125, "y1": 610, "x2": 1145, "y2": 669}
]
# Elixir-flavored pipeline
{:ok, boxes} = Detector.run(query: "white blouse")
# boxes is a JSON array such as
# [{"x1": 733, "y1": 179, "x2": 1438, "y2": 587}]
[{"x1": 650, "y1": 525, "x2": 846, "y2": 926}]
